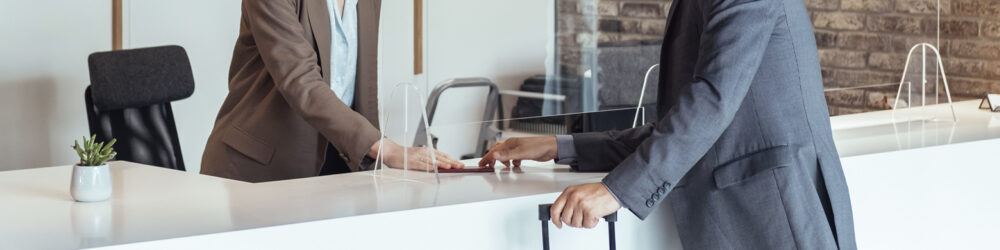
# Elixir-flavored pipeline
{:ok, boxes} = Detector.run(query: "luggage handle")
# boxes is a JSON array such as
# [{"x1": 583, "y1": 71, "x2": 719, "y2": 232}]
[{"x1": 538, "y1": 204, "x2": 617, "y2": 250}]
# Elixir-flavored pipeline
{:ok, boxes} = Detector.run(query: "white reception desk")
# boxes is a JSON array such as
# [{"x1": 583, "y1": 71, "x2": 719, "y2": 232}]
[{"x1": 2, "y1": 100, "x2": 998, "y2": 249}]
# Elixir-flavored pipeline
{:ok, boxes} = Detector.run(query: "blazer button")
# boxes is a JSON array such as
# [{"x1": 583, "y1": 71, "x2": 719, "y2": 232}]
[
  {"x1": 656, "y1": 187, "x2": 666, "y2": 195},
  {"x1": 662, "y1": 181, "x2": 671, "y2": 188},
  {"x1": 645, "y1": 199, "x2": 655, "y2": 208},
  {"x1": 652, "y1": 193, "x2": 661, "y2": 201}
]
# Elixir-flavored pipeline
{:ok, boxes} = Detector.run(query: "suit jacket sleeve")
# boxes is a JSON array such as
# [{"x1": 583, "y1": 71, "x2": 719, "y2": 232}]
[
  {"x1": 243, "y1": 0, "x2": 380, "y2": 169},
  {"x1": 599, "y1": 0, "x2": 780, "y2": 219},
  {"x1": 570, "y1": 124, "x2": 655, "y2": 172}
]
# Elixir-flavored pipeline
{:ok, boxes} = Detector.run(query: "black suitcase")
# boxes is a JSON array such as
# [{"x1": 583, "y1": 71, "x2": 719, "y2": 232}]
[{"x1": 538, "y1": 204, "x2": 618, "y2": 250}]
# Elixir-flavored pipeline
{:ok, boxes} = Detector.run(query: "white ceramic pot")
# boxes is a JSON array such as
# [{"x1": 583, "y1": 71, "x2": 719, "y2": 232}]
[{"x1": 71, "y1": 164, "x2": 112, "y2": 202}]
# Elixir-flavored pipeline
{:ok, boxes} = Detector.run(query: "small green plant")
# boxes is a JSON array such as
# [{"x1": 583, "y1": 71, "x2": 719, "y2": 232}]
[{"x1": 73, "y1": 135, "x2": 117, "y2": 166}]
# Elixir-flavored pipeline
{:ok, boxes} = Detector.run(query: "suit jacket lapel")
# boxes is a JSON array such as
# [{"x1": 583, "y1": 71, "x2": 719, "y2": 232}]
[
  {"x1": 306, "y1": 0, "x2": 332, "y2": 82},
  {"x1": 663, "y1": 0, "x2": 679, "y2": 38}
]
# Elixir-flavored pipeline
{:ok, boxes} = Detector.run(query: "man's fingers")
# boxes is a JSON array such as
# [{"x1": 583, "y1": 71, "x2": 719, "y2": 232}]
[
  {"x1": 477, "y1": 155, "x2": 492, "y2": 168},
  {"x1": 478, "y1": 151, "x2": 495, "y2": 168},
  {"x1": 513, "y1": 160, "x2": 521, "y2": 168},
  {"x1": 496, "y1": 148, "x2": 512, "y2": 168},
  {"x1": 494, "y1": 147, "x2": 525, "y2": 163},
  {"x1": 491, "y1": 142, "x2": 517, "y2": 162},
  {"x1": 551, "y1": 193, "x2": 567, "y2": 229},
  {"x1": 582, "y1": 210, "x2": 597, "y2": 229},
  {"x1": 562, "y1": 204, "x2": 575, "y2": 229},
  {"x1": 571, "y1": 203, "x2": 584, "y2": 228}
]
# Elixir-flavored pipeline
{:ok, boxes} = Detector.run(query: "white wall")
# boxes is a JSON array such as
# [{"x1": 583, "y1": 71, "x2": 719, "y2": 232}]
[{"x1": 0, "y1": 1, "x2": 111, "y2": 171}]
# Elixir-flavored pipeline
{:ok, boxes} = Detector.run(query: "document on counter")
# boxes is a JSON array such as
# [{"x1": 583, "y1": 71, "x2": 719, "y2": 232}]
[{"x1": 437, "y1": 166, "x2": 495, "y2": 173}]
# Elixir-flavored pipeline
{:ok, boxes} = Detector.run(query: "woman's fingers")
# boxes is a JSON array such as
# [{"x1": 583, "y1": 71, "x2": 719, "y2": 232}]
[
  {"x1": 404, "y1": 147, "x2": 464, "y2": 170},
  {"x1": 434, "y1": 150, "x2": 462, "y2": 169}
]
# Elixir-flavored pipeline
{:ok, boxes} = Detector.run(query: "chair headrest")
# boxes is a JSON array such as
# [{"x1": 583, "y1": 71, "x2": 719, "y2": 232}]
[{"x1": 88, "y1": 45, "x2": 195, "y2": 110}]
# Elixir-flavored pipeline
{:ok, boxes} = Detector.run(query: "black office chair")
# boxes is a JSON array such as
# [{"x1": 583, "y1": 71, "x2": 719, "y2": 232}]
[{"x1": 84, "y1": 45, "x2": 194, "y2": 171}]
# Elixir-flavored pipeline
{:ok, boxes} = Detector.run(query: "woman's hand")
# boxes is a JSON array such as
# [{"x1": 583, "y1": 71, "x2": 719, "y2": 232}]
[{"x1": 369, "y1": 139, "x2": 464, "y2": 171}]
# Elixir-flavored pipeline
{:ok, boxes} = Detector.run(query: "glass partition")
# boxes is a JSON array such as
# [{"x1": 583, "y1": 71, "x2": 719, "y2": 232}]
[
  {"x1": 375, "y1": 0, "x2": 656, "y2": 177},
  {"x1": 375, "y1": 0, "x2": 977, "y2": 173}
]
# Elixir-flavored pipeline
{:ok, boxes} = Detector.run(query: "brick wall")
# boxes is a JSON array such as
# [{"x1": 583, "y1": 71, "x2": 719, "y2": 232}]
[
  {"x1": 556, "y1": 0, "x2": 671, "y2": 78},
  {"x1": 557, "y1": 0, "x2": 1000, "y2": 116},
  {"x1": 811, "y1": 0, "x2": 1000, "y2": 115}
]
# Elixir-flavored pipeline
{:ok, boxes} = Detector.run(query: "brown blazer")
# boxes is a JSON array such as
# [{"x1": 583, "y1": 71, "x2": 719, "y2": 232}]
[{"x1": 201, "y1": 0, "x2": 382, "y2": 182}]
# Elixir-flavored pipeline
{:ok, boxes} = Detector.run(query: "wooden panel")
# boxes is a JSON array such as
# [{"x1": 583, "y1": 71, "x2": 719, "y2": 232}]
[
  {"x1": 414, "y1": 0, "x2": 423, "y2": 75},
  {"x1": 112, "y1": 0, "x2": 122, "y2": 50}
]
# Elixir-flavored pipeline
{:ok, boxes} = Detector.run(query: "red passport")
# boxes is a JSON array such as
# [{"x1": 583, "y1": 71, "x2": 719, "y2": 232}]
[{"x1": 436, "y1": 167, "x2": 496, "y2": 173}]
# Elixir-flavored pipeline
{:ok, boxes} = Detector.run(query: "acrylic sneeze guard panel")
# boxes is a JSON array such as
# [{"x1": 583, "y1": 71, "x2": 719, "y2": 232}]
[{"x1": 375, "y1": 0, "x2": 653, "y2": 179}]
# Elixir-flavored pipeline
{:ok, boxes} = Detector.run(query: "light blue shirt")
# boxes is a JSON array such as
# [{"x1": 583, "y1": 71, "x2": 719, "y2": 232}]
[{"x1": 328, "y1": 0, "x2": 358, "y2": 106}]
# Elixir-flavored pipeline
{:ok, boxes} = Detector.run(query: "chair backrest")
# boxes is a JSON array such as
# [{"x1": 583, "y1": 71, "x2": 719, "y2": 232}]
[{"x1": 85, "y1": 45, "x2": 194, "y2": 171}]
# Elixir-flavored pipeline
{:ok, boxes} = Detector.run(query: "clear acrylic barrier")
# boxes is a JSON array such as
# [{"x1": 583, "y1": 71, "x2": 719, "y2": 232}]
[
  {"x1": 375, "y1": 0, "x2": 656, "y2": 180},
  {"x1": 376, "y1": 0, "x2": 957, "y2": 174},
  {"x1": 381, "y1": 0, "x2": 660, "y2": 120},
  {"x1": 371, "y1": 81, "x2": 442, "y2": 184},
  {"x1": 892, "y1": 43, "x2": 957, "y2": 123}
]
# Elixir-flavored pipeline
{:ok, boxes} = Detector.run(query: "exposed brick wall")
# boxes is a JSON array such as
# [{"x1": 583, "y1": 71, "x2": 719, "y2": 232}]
[
  {"x1": 811, "y1": 0, "x2": 1000, "y2": 115},
  {"x1": 558, "y1": 0, "x2": 1000, "y2": 116},
  {"x1": 556, "y1": 0, "x2": 671, "y2": 78}
]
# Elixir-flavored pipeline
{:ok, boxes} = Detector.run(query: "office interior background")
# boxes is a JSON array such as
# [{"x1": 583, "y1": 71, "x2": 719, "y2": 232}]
[
  {"x1": 1, "y1": 0, "x2": 999, "y2": 249},
  {"x1": 4, "y1": 0, "x2": 1000, "y2": 172}
]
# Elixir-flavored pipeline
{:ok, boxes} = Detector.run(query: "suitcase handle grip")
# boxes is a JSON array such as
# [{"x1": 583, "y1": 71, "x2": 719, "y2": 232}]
[
  {"x1": 538, "y1": 204, "x2": 617, "y2": 222},
  {"x1": 538, "y1": 204, "x2": 617, "y2": 250}
]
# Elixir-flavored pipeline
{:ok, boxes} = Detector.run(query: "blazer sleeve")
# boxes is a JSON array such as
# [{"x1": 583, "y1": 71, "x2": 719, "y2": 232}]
[
  {"x1": 569, "y1": 124, "x2": 655, "y2": 172},
  {"x1": 601, "y1": 0, "x2": 780, "y2": 219},
  {"x1": 242, "y1": 0, "x2": 380, "y2": 169}
]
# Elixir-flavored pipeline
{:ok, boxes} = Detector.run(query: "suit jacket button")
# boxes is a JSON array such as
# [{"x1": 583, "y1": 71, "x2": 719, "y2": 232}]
[
  {"x1": 662, "y1": 181, "x2": 671, "y2": 188},
  {"x1": 656, "y1": 187, "x2": 666, "y2": 194},
  {"x1": 645, "y1": 199, "x2": 655, "y2": 208},
  {"x1": 652, "y1": 193, "x2": 661, "y2": 201}
]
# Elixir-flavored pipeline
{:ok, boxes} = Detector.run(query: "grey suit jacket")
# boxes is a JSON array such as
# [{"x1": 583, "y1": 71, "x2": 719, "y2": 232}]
[{"x1": 570, "y1": 0, "x2": 856, "y2": 249}]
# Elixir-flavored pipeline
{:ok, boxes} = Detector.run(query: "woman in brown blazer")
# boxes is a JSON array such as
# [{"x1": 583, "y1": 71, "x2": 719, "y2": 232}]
[{"x1": 201, "y1": 0, "x2": 463, "y2": 182}]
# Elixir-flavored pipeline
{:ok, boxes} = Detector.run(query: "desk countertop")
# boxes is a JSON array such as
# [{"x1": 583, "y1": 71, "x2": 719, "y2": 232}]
[
  {"x1": 1, "y1": 100, "x2": 998, "y2": 249},
  {"x1": 0, "y1": 160, "x2": 604, "y2": 249},
  {"x1": 830, "y1": 100, "x2": 1000, "y2": 157}
]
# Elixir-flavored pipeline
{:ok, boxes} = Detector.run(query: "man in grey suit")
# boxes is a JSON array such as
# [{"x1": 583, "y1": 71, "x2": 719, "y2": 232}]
[{"x1": 480, "y1": 0, "x2": 856, "y2": 248}]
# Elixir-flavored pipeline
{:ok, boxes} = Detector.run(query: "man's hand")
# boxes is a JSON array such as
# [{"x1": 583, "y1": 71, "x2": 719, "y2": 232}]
[
  {"x1": 478, "y1": 136, "x2": 557, "y2": 168},
  {"x1": 551, "y1": 183, "x2": 621, "y2": 229},
  {"x1": 368, "y1": 139, "x2": 464, "y2": 171}
]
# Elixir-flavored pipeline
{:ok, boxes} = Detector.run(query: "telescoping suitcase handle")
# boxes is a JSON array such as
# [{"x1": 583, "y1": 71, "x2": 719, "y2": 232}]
[{"x1": 538, "y1": 204, "x2": 618, "y2": 250}]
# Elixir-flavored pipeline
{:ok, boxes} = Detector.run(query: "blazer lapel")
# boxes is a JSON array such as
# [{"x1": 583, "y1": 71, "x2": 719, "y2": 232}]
[{"x1": 306, "y1": 0, "x2": 332, "y2": 82}]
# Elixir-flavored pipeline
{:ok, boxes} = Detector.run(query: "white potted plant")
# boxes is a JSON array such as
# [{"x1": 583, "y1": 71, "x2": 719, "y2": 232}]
[{"x1": 71, "y1": 135, "x2": 117, "y2": 202}]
